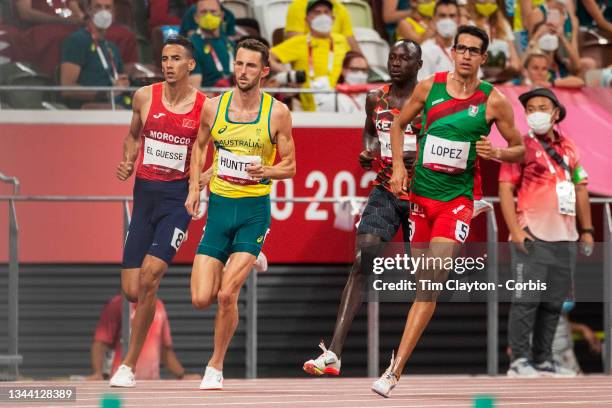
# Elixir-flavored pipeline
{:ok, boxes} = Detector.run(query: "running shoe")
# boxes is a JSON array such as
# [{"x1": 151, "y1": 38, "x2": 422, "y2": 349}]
[
  {"x1": 371, "y1": 351, "x2": 399, "y2": 398},
  {"x1": 199, "y1": 366, "x2": 223, "y2": 390},
  {"x1": 507, "y1": 357, "x2": 539, "y2": 378},
  {"x1": 472, "y1": 199, "x2": 493, "y2": 219},
  {"x1": 534, "y1": 361, "x2": 577, "y2": 377},
  {"x1": 109, "y1": 364, "x2": 136, "y2": 388},
  {"x1": 303, "y1": 341, "x2": 341, "y2": 376}
]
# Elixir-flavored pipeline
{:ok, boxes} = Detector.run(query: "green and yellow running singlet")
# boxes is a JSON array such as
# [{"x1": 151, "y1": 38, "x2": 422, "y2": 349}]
[
  {"x1": 210, "y1": 91, "x2": 276, "y2": 198},
  {"x1": 412, "y1": 71, "x2": 493, "y2": 201}
]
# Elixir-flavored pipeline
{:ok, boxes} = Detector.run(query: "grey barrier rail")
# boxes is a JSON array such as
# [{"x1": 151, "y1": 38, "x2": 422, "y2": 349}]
[{"x1": 1, "y1": 193, "x2": 611, "y2": 379}]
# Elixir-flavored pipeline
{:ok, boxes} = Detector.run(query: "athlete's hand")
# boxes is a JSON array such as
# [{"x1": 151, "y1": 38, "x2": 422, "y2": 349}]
[
  {"x1": 199, "y1": 170, "x2": 212, "y2": 190},
  {"x1": 476, "y1": 136, "x2": 500, "y2": 161},
  {"x1": 116, "y1": 161, "x2": 134, "y2": 181},
  {"x1": 358, "y1": 150, "x2": 374, "y2": 170},
  {"x1": 389, "y1": 164, "x2": 409, "y2": 196},
  {"x1": 511, "y1": 229, "x2": 535, "y2": 254},
  {"x1": 246, "y1": 162, "x2": 265, "y2": 181},
  {"x1": 184, "y1": 190, "x2": 201, "y2": 219}
]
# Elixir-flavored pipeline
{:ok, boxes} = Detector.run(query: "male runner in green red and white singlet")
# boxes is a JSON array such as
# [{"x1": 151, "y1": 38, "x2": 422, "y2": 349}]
[{"x1": 371, "y1": 25, "x2": 525, "y2": 398}]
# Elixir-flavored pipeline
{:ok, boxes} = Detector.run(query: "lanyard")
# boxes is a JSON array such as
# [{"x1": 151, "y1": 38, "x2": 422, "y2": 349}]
[
  {"x1": 436, "y1": 39, "x2": 452, "y2": 64},
  {"x1": 88, "y1": 24, "x2": 118, "y2": 82},
  {"x1": 530, "y1": 131, "x2": 570, "y2": 180},
  {"x1": 202, "y1": 34, "x2": 233, "y2": 75},
  {"x1": 307, "y1": 35, "x2": 334, "y2": 79}
]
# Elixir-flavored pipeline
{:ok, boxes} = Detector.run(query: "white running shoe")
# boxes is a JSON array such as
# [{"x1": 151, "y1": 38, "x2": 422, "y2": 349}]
[
  {"x1": 303, "y1": 341, "x2": 341, "y2": 376},
  {"x1": 109, "y1": 364, "x2": 136, "y2": 388},
  {"x1": 199, "y1": 366, "x2": 223, "y2": 390},
  {"x1": 534, "y1": 361, "x2": 577, "y2": 377},
  {"x1": 472, "y1": 199, "x2": 493, "y2": 219},
  {"x1": 371, "y1": 351, "x2": 399, "y2": 398},
  {"x1": 507, "y1": 358, "x2": 539, "y2": 378}
]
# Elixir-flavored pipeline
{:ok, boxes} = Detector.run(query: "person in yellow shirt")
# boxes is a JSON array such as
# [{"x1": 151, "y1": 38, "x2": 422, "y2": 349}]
[
  {"x1": 270, "y1": 0, "x2": 351, "y2": 111},
  {"x1": 396, "y1": 0, "x2": 437, "y2": 43},
  {"x1": 284, "y1": 0, "x2": 361, "y2": 53}
]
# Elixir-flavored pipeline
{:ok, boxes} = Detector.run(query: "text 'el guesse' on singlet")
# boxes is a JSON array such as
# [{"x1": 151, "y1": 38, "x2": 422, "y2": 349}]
[{"x1": 136, "y1": 82, "x2": 206, "y2": 181}]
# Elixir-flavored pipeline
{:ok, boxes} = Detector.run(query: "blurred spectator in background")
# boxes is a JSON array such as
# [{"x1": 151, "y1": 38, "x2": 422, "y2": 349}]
[
  {"x1": 285, "y1": 0, "x2": 361, "y2": 53},
  {"x1": 500, "y1": 88, "x2": 593, "y2": 377},
  {"x1": 13, "y1": 0, "x2": 137, "y2": 75},
  {"x1": 59, "y1": 0, "x2": 130, "y2": 109},
  {"x1": 466, "y1": 0, "x2": 521, "y2": 74},
  {"x1": 148, "y1": 0, "x2": 194, "y2": 35},
  {"x1": 382, "y1": 0, "x2": 412, "y2": 41},
  {"x1": 179, "y1": 0, "x2": 236, "y2": 38},
  {"x1": 86, "y1": 295, "x2": 198, "y2": 381},
  {"x1": 513, "y1": 52, "x2": 584, "y2": 87},
  {"x1": 513, "y1": 0, "x2": 544, "y2": 53},
  {"x1": 576, "y1": 0, "x2": 612, "y2": 36},
  {"x1": 336, "y1": 51, "x2": 369, "y2": 113},
  {"x1": 271, "y1": 0, "x2": 350, "y2": 111},
  {"x1": 188, "y1": 0, "x2": 234, "y2": 87},
  {"x1": 417, "y1": 0, "x2": 461, "y2": 80},
  {"x1": 395, "y1": 0, "x2": 435, "y2": 43}
]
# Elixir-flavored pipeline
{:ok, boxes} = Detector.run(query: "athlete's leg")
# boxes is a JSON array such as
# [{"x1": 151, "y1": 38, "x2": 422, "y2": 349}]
[
  {"x1": 329, "y1": 233, "x2": 384, "y2": 356},
  {"x1": 121, "y1": 269, "x2": 140, "y2": 302},
  {"x1": 123, "y1": 254, "x2": 168, "y2": 368},
  {"x1": 191, "y1": 254, "x2": 224, "y2": 309},
  {"x1": 208, "y1": 252, "x2": 257, "y2": 370}
]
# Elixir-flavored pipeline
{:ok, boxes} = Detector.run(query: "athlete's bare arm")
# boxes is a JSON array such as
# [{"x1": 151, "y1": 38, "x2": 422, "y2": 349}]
[
  {"x1": 359, "y1": 90, "x2": 380, "y2": 170},
  {"x1": 389, "y1": 78, "x2": 433, "y2": 195},
  {"x1": 247, "y1": 101, "x2": 296, "y2": 181},
  {"x1": 477, "y1": 88, "x2": 525, "y2": 163},
  {"x1": 184, "y1": 96, "x2": 218, "y2": 218},
  {"x1": 116, "y1": 87, "x2": 150, "y2": 181}
]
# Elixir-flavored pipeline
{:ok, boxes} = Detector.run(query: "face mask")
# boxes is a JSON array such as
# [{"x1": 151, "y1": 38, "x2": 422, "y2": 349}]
[
  {"x1": 345, "y1": 71, "x2": 368, "y2": 85},
  {"x1": 538, "y1": 33, "x2": 559, "y2": 51},
  {"x1": 417, "y1": 1, "x2": 435, "y2": 18},
  {"x1": 436, "y1": 18, "x2": 457, "y2": 38},
  {"x1": 92, "y1": 9, "x2": 112, "y2": 30},
  {"x1": 527, "y1": 111, "x2": 554, "y2": 135},
  {"x1": 475, "y1": 3, "x2": 498, "y2": 17},
  {"x1": 198, "y1": 12, "x2": 221, "y2": 31},
  {"x1": 561, "y1": 300, "x2": 575, "y2": 313},
  {"x1": 310, "y1": 14, "x2": 333, "y2": 34}
]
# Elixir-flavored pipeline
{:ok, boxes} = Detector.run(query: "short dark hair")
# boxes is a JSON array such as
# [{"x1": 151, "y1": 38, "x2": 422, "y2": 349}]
[
  {"x1": 434, "y1": 0, "x2": 459, "y2": 15},
  {"x1": 236, "y1": 38, "x2": 270, "y2": 67},
  {"x1": 164, "y1": 35, "x2": 195, "y2": 59},
  {"x1": 453, "y1": 25, "x2": 489, "y2": 53},
  {"x1": 393, "y1": 39, "x2": 422, "y2": 60}
]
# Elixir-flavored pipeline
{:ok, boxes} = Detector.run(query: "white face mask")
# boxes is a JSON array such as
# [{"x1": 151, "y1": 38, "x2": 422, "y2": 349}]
[
  {"x1": 538, "y1": 33, "x2": 559, "y2": 52},
  {"x1": 344, "y1": 70, "x2": 368, "y2": 85},
  {"x1": 436, "y1": 18, "x2": 457, "y2": 39},
  {"x1": 92, "y1": 9, "x2": 113, "y2": 29},
  {"x1": 311, "y1": 14, "x2": 333, "y2": 34},
  {"x1": 527, "y1": 111, "x2": 554, "y2": 135}
]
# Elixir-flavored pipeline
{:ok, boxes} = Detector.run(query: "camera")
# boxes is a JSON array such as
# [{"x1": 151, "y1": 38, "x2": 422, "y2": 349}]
[{"x1": 274, "y1": 70, "x2": 307, "y2": 85}]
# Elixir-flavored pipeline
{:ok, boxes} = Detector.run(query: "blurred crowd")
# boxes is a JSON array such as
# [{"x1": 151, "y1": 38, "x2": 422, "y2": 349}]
[{"x1": 0, "y1": 0, "x2": 610, "y2": 110}]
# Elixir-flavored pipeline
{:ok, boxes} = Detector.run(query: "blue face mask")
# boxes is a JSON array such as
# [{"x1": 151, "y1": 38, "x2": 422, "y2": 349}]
[{"x1": 562, "y1": 300, "x2": 575, "y2": 313}]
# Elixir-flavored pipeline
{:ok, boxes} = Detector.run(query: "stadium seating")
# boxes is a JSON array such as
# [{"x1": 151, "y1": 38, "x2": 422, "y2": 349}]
[
  {"x1": 341, "y1": 0, "x2": 374, "y2": 29},
  {"x1": 253, "y1": 0, "x2": 292, "y2": 43},
  {"x1": 222, "y1": 0, "x2": 254, "y2": 19},
  {"x1": 353, "y1": 27, "x2": 389, "y2": 73}
]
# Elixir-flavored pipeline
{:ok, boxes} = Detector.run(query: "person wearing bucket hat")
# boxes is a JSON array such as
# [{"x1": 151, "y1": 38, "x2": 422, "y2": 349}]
[{"x1": 500, "y1": 86, "x2": 594, "y2": 378}]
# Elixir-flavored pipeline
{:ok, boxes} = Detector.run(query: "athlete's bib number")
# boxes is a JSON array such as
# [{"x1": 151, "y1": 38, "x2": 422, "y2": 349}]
[
  {"x1": 422, "y1": 134, "x2": 470, "y2": 174},
  {"x1": 556, "y1": 181, "x2": 576, "y2": 216},
  {"x1": 143, "y1": 138, "x2": 187, "y2": 172},
  {"x1": 379, "y1": 130, "x2": 417, "y2": 160},
  {"x1": 217, "y1": 149, "x2": 261, "y2": 184}
]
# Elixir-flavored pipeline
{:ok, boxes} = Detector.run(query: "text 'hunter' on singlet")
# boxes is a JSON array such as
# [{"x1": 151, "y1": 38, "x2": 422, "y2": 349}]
[
  {"x1": 412, "y1": 71, "x2": 493, "y2": 201},
  {"x1": 136, "y1": 82, "x2": 205, "y2": 181},
  {"x1": 371, "y1": 84, "x2": 417, "y2": 201},
  {"x1": 209, "y1": 91, "x2": 276, "y2": 198}
]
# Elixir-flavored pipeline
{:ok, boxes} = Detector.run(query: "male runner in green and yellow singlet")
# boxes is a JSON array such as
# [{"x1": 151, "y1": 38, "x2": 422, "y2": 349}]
[{"x1": 184, "y1": 38, "x2": 296, "y2": 391}]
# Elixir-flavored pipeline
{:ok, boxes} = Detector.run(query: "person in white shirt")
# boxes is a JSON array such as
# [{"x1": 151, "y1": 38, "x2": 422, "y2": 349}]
[{"x1": 337, "y1": 51, "x2": 369, "y2": 113}]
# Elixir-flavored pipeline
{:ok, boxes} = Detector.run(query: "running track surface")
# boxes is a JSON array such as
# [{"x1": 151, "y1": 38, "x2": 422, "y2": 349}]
[{"x1": 3, "y1": 376, "x2": 612, "y2": 407}]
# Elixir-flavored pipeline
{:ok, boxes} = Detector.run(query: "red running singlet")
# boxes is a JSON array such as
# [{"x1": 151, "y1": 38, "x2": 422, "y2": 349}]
[{"x1": 135, "y1": 82, "x2": 205, "y2": 182}]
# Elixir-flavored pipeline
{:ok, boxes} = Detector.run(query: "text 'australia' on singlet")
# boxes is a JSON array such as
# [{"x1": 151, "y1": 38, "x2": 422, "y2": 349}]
[
  {"x1": 371, "y1": 84, "x2": 417, "y2": 201},
  {"x1": 136, "y1": 82, "x2": 205, "y2": 182},
  {"x1": 412, "y1": 71, "x2": 493, "y2": 201},
  {"x1": 209, "y1": 91, "x2": 276, "y2": 198}
]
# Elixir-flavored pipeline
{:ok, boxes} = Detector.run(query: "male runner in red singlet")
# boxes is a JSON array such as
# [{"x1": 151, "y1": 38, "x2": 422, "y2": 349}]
[
  {"x1": 371, "y1": 25, "x2": 525, "y2": 397},
  {"x1": 110, "y1": 35, "x2": 206, "y2": 388},
  {"x1": 302, "y1": 40, "x2": 422, "y2": 376}
]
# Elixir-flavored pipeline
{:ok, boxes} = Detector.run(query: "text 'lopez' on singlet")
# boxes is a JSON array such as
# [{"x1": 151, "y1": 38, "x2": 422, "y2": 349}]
[
  {"x1": 413, "y1": 71, "x2": 493, "y2": 201},
  {"x1": 209, "y1": 91, "x2": 277, "y2": 198},
  {"x1": 136, "y1": 82, "x2": 206, "y2": 181}
]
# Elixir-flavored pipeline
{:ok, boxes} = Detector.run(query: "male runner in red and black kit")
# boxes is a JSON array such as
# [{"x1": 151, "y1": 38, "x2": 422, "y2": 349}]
[
  {"x1": 303, "y1": 40, "x2": 422, "y2": 376},
  {"x1": 371, "y1": 26, "x2": 525, "y2": 397},
  {"x1": 109, "y1": 36, "x2": 206, "y2": 387}
]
